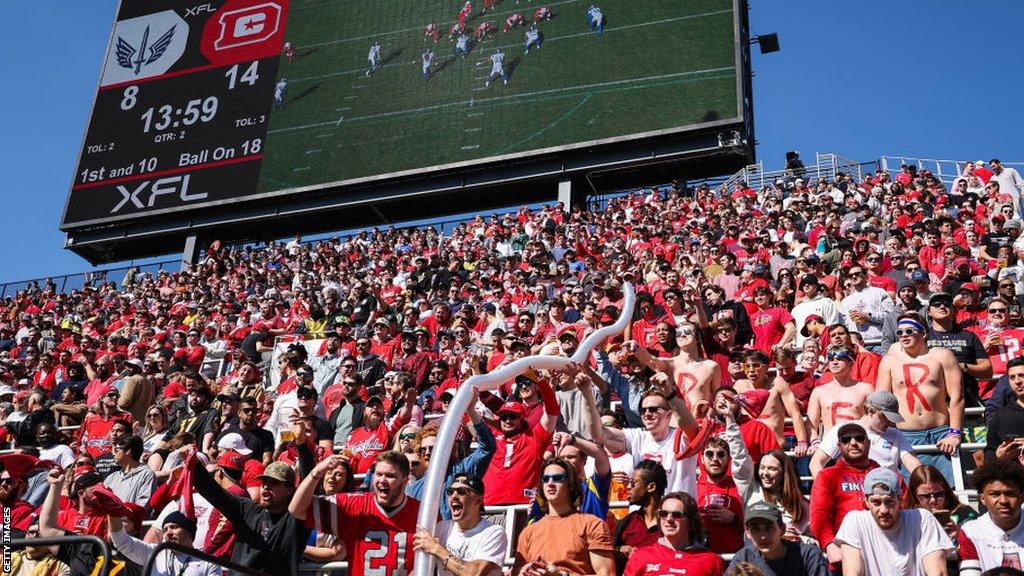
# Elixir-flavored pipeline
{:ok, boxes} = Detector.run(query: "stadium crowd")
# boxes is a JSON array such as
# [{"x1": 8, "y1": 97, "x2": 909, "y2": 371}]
[{"x1": 3, "y1": 158, "x2": 1024, "y2": 576}]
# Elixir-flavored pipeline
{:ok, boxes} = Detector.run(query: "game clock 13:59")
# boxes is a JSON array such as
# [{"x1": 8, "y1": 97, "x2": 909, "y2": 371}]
[{"x1": 62, "y1": 0, "x2": 290, "y2": 227}]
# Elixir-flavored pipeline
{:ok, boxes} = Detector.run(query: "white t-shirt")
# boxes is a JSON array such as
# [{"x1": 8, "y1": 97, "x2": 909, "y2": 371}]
[
  {"x1": 434, "y1": 518, "x2": 508, "y2": 576},
  {"x1": 622, "y1": 427, "x2": 696, "y2": 497},
  {"x1": 40, "y1": 444, "x2": 75, "y2": 468},
  {"x1": 817, "y1": 423, "x2": 914, "y2": 474},
  {"x1": 959, "y1": 512, "x2": 1024, "y2": 572},
  {"x1": 834, "y1": 509, "x2": 952, "y2": 576}
]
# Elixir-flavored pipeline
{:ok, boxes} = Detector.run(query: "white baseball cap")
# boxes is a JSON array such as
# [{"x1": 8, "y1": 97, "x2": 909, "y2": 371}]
[{"x1": 217, "y1": 432, "x2": 253, "y2": 456}]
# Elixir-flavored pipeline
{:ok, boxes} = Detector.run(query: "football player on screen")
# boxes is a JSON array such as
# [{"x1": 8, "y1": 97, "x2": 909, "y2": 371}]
[
  {"x1": 458, "y1": 1, "x2": 473, "y2": 27},
  {"x1": 448, "y1": 21, "x2": 466, "y2": 42},
  {"x1": 534, "y1": 6, "x2": 552, "y2": 23},
  {"x1": 454, "y1": 33, "x2": 472, "y2": 58},
  {"x1": 424, "y1": 23, "x2": 440, "y2": 43},
  {"x1": 503, "y1": 12, "x2": 524, "y2": 33},
  {"x1": 587, "y1": 4, "x2": 604, "y2": 35},
  {"x1": 283, "y1": 41, "x2": 294, "y2": 63},
  {"x1": 273, "y1": 78, "x2": 287, "y2": 108},
  {"x1": 421, "y1": 49, "x2": 436, "y2": 81},
  {"x1": 482, "y1": 0, "x2": 497, "y2": 14},
  {"x1": 485, "y1": 48, "x2": 508, "y2": 87},
  {"x1": 366, "y1": 41, "x2": 381, "y2": 77},
  {"x1": 524, "y1": 25, "x2": 542, "y2": 54},
  {"x1": 475, "y1": 21, "x2": 495, "y2": 40}
]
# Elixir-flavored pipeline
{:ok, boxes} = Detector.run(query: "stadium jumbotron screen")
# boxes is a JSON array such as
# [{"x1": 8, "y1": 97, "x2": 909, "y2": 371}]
[{"x1": 62, "y1": 0, "x2": 742, "y2": 228}]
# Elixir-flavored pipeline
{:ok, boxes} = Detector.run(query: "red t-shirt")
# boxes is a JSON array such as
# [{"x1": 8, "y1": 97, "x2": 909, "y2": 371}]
[
  {"x1": 696, "y1": 476, "x2": 744, "y2": 553},
  {"x1": 808, "y1": 459, "x2": 879, "y2": 550},
  {"x1": 345, "y1": 423, "x2": 392, "y2": 474},
  {"x1": 307, "y1": 492, "x2": 420, "y2": 576},
  {"x1": 624, "y1": 542, "x2": 724, "y2": 576},
  {"x1": 483, "y1": 423, "x2": 552, "y2": 505},
  {"x1": 749, "y1": 307, "x2": 794, "y2": 353}
]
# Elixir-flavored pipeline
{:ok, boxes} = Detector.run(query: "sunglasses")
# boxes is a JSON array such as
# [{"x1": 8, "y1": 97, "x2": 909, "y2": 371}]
[
  {"x1": 703, "y1": 450, "x2": 728, "y2": 460},
  {"x1": 498, "y1": 413, "x2": 520, "y2": 421},
  {"x1": 105, "y1": 393, "x2": 120, "y2": 399},
  {"x1": 658, "y1": 510, "x2": 685, "y2": 519},
  {"x1": 0, "y1": 477, "x2": 12, "y2": 485},
  {"x1": 540, "y1": 473, "x2": 567, "y2": 484},
  {"x1": 930, "y1": 301, "x2": 952, "y2": 308},
  {"x1": 916, "y1": 491, "x2": 945, "y2": 501},
  {"x1": 241, "y1": 407, "x2": 259, "y2": 414},
  {"x1": 446, "y1": 486, "x2": 474, "y2": 496},
  {"x1": 418, "y1": 446, "x2": 434, "y2": 455},
  {"x1": 894, "y1": 329, "x2": 921, "y2": 337},
  {"x1": 640, "y1": 406, "x2": 666, "y2": 415},
  {"x1": 744, "y1": 362, "x2": 765, "y2": 370},
  {"x1": 839, "y1": 433, "x2": 867, "y2": 444},
  {"x1": 989, "y1": 308, "x2": 1008, "y2": 314},
  {"x1": 399, "y1": 433, "x2": 417, "y2": 440}
]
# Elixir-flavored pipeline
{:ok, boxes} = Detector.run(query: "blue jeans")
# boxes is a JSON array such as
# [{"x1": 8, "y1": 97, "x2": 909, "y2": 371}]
[
  {"x1": 901, "y1": 425, "x2": 955, "y2": 486},
  {"x1": 785, "y1": 435, "x2": 812, "y2": 493}
]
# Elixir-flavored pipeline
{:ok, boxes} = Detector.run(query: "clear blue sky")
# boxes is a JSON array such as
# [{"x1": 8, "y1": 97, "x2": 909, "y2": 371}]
[{"x1": 1, "y1": 1, "x2": 1021, "y2": 283}]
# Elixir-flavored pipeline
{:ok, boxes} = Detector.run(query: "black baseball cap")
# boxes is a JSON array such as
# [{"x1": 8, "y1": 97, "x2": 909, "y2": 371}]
[{"x1": 450, "y1": 473, "x2": 484, "y2": 495}]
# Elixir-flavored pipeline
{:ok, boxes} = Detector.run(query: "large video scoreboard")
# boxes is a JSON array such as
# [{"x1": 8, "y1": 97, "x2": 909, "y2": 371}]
[{"x1": 62, "y1": 0, "x2": 751, "y2": 252}]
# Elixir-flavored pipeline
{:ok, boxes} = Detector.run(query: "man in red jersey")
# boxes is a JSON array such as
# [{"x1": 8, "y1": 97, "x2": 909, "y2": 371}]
[
  {"x1": 483, "y1": 376, "x2": 559, "y2": 505},
  {"x1": 292, "y1": 451, "x2": 418, "y2": 576},
  {"x1": 808, "y1": 422, "x2": 882, "y2": 568}
]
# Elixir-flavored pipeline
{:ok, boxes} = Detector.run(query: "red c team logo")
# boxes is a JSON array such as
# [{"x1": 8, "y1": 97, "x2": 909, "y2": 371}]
[
  {"x1": 214, "y1": 2, "x2": 282, "y2": 49},
  {"x1": 200, "y1": 0, "x2": 289, "y2": 65}
]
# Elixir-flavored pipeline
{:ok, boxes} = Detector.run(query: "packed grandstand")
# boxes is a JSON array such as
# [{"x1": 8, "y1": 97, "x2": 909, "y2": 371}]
[{"x1": 4, "y1": 157, "x2": 1024, "y2": 576}]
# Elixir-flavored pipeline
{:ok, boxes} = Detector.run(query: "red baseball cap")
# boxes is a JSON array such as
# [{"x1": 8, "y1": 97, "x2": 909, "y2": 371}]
[
  {"x1": 959, "y1": 282, "x2": 980, "y2": 293},
  {"x1": 217, "y1": 450, "x2": 248, "y2": 471},
  {"x1": 497, "y1": 401, "x2": 527, "y2": 419},
  {"x1": 556, "y1": 324, "x2": 579, "y2": 341}
]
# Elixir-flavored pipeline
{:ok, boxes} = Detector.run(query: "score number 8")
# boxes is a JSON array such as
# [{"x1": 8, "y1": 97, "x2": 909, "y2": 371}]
[{"x1": 121, "y1": 86, "x2": 139, "y2": 111}]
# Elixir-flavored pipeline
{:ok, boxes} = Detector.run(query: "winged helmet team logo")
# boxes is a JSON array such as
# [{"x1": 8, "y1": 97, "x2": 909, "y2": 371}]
[{"x1": 116, "y1": 25, "x2": 177, "y2": 74}]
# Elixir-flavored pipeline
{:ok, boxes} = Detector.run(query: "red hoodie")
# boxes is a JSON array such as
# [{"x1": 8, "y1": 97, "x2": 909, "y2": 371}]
[{"x1": 808, "y1": 459, "x2": 879, "y2": 551}]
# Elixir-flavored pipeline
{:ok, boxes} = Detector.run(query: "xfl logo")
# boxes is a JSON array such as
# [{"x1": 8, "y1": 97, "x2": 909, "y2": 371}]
[{"x1": 214, "y1": 2, "x2": 282, "y2": 50}]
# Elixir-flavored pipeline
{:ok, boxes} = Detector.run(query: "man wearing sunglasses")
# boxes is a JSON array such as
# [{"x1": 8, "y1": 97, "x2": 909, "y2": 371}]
[
  {"x1": 483, "y1": 378, "x2": 559, "y2": 505},
  {"x1": 627, "y1": 321, "x2": 722, "y2": 411},
  {"x1": 806, "y1": 346, "x2": 874, "y2": 448},
  {"x1": 923, "y1": 292, "x2": 991, "y2": 400},
  {"x1": 878, "y1": 311, "x2": 964, "y2": 486},
  {"x1": 810, "y1": 390, "x2": 921, "y2": 477},
  {"x1": 733, "y1": 349, "x2": 810, "y2": 455},
  {"x1": 808, "y1": 422, "x2": 882, "y2": 568},
  {"x1": 976, "y1": 297, "x2": 1024, "y2": 398},
  {"x1": 838, "y1": 265, "x2": 894, "y2": 352},
  {"x1": 413, "y1": 474, "x2": 507, "y2": 576},
  {"x1": 835, "y1": 467, "x2": 951, "y2": 576}
]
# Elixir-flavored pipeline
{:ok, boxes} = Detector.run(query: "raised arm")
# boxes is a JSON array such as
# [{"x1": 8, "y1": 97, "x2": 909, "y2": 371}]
[
  {"x1": 39, "y1": 468, "x2": 67, "y2": 538},
  {"x1": 536, "y1": 373, "x2": 560, "y2": 435},
  {"x1": 289, "y1": 454, "x2": 346, "y2": 520},
  {"x1": 627, "y1": 341, "x2": 673, "y2": 376}
]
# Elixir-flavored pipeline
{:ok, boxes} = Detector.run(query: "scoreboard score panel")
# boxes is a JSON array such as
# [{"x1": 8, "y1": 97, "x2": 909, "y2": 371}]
[
  {"x1": 62, "y1": 0, "x2": 289, "y2": 227},
  {"x1": 62, "y1": 0, "x2": 743, "y2": 229}
]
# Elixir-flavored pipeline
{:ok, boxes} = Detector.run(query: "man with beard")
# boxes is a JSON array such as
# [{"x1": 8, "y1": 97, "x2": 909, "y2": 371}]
[
  {"x1": 218, "y1": 396, "x2": 275, "y2": 465},
  {"x1": 877, "y1": 312, "x2": 963, "y2": 486},
  {"x1": 190, "y1": 457, "x2": 308, "y2": 576},
  {"x1": 835, "y1": 467, "x2": 951, "y2": 576},
  {"x1": 344, "y1": 392, "x2": 414, "y2": 474},
  {"x1": 76, "y1": 385, "x2": 134, "y2": 460},
  {"x1": 311, "y1": 330, "x2": 346, "y2": 393},
  {"x1": 292, "y1": 451, "x2": 419, "y2": 576},
  {"x1": 808, "y1": 422, "x2": 881, "y2": 568},
  {"x1": 697, "y1": 434, "x2": 750, "y2": 554},
  {"x1": 0, "y1": 457, "x2": 36, "y2": 531},
  {"x1": 327, "y1": 376, "x2": 366, "y2": 447},
  {"x1": 399, "y1": 330, "x2": 434, "y2": 391},
  {"x1": 595, "y1": 342, "x2": 650, "y2": 428},
  {"x1": 838, "y1": 264, "x2": 894, "y2": 351},
  {"x1": 413, "y1": 473, "x2": 507, "y2": 576},
  {"x1": 353, "y1": 336, "x2": 386, "y2": 391},
  {"x1": 629, "y1": 322, "x2": 721, "y2": 410}
]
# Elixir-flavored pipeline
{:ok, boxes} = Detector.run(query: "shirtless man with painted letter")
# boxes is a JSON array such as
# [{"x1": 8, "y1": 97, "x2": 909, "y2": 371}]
[
  {"x1": 732, "y1": 349, "x2": 810, "y2": 457},
  {"x1": 877, "y1": 312, "x2": 963, "y2": 485},
  {"x1": 628, "y1": 321, "x2": 721, "y2": 410},
  {"x1": 807, "y1": 345, "x2": 875, "y2": 446}
]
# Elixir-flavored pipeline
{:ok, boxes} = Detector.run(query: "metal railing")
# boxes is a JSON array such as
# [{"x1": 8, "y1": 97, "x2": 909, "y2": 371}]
[
  {"x1": 143, "y1": 541, "x2": 274, "y2": 576},
  {"x1": 715, "y1": 152, "x2": 877, "y2": 195},
  {"x1": 879, "y1": 155, "x2": 1024, "y2": 186},
  {"x1": 0, "y1": 259, "x2": 179, "y2": 299},
  {"x1": 9, "y1": 535, "x2": 112, "y2": 576}
]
